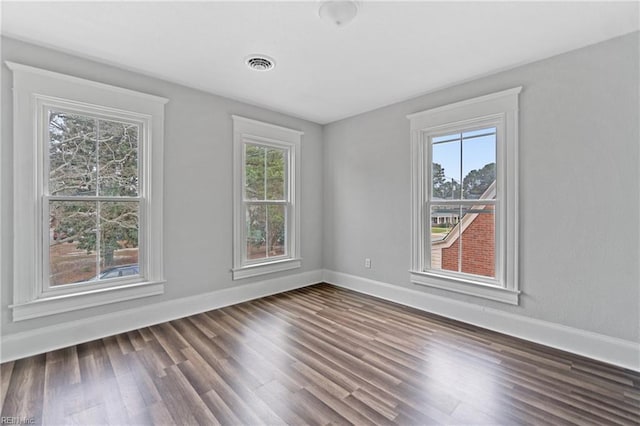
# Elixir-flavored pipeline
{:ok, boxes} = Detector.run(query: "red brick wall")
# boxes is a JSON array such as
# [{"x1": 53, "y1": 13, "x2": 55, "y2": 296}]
[
  {"x1": 442, "y1": 207, "x2": 495, "y2": 278},
  {"x1": 441, "y1": 239, "x2": 460, "y2": 272}
]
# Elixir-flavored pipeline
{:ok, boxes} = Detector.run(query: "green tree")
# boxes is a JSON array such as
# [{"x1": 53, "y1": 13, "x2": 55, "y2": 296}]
[
  {"x1": 462, "y1": 162, "x2": 495, "y2": 199},
  {"x1": 245, "y1": 145, "x2": 265, "y2": 200},
  {"x1": 432, "y1": 162, "x2": 446, "y2": 197},
  {"x1": 266, "y1": 149, "x2": 285, "y2": 254},
  {"x1": 432, "y1": 162, "x2": 461, "y2": 199},
  {"x1": 49, "y1": 112, "x2": 138, "y2": 269},
  {"x1": 244, "y1": 145, "x2": 286, "y2": 257}
]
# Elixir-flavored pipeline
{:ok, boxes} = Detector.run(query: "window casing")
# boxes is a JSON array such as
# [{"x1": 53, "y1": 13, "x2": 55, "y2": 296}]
[
  {"x1": 8, "y1": 62, "x2": 167, "y2": 320},
  {"x1": 408, "y1": 88, "x2": 521, "y2": 304},
  {"x1": 232, "y1": 116, "x2": 302, "y2": 280},
  {"x1": 44, "y1": 104, "x2": 145, "y2": 294}
]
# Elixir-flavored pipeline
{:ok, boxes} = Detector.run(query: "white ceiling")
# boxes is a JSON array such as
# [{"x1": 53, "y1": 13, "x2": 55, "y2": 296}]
[{"x1": 2, "y1": 1, "x2": 638, "y2": 124}]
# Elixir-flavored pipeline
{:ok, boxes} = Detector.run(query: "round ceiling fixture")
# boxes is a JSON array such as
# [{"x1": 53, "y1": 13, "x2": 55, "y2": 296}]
[
  {"x1": 319, "y1": 1, "x2": 358, "y2": 27},
  {"x1": 245, "y1": 55, "x2": 276, "y2": 72}
]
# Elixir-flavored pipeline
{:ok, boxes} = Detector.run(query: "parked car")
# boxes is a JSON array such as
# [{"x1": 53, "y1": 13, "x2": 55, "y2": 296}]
[{"x1": 92, "y1": 264, "x2": 139, "y2": 280}]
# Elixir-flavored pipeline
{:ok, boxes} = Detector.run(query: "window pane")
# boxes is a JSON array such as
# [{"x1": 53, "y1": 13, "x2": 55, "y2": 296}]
[
  {"x1": 430, "y1": 204, "x2": 495, "y2": 278},
  {"x1": 460, "y1": 205, "x2": 495, "y2": 278},
  {"x1": 246, "y1": 204, "x2": 267, "y2": 260},
  {"x1": 432, "y1": 133, "x2": 460, "y2": 144},
  {"x1": 462, "y1": 128, "x2": 496, "y2": 200},
  {"x1": 97, "y1": 119, "x2": 139, "y2": 196},
  {"x1": 430, "y1": 205, "x2": 460, "y2": 243},
  {"x1": 432, "y1": 137, "x2": 461, "y2": 200},
  {"x1": 99, "y1": 202, "x2": 139, "y2": 279},
  {"x1": 49, "y1": 111, "x2": 97, "y2": 196},
  {"x1": 266, "y1": 148, "x2": 286, "y2": 200},
  {"x1": 462, "y1": 128, "x2": 495, "y2": 139},
  {"x1": 430, "y1": 205, "x2": 461, "y2": 272},
  {"x1": 49, "y1": 201, "x2": 98, "y2": 285},
  {"x1": 245, "y1": 204, "x2": 287, "y2": 261},
  {"x1": 245, "y1": 144, "x2": 265, "y2": 200},
  {"x1": 267, "y1": 204, "x2": 286, "y2": 257},
  {"x1": 49, "y1": 201, "x2": 141, "y2": 285}
]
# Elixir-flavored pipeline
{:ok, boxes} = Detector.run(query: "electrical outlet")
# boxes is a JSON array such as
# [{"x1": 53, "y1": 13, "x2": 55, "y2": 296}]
[{"x1": 365, "y1": 258, "x2": 371, "y2": 268}]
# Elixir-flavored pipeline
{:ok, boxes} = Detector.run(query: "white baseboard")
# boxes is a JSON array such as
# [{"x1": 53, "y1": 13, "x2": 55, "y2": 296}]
[
  {"x1": 0, "y1": 269, "x2": 323, "y2": 363},
  {"x1": 323, "y1": 270, "x2": 640, "y2": 372},
  {"x1": 5, "y1": 268, "x2": 637, "y2": 372}
]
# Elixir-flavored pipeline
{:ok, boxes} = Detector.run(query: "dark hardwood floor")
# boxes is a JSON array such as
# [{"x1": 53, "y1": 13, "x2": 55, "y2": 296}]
[{"x1": 1, "y1": 283, "x2": 638, "y2": 425}]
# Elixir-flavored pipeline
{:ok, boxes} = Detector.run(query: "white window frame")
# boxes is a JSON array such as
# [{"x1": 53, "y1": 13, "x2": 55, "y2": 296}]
[
  {"x1": 232, "y1": 115, "x2": 302, "y2": 280},
  {"x1": 408, "y1": 87, "x2": 521, "y2": 304},
  {"x1": 7, "y1": 62, "x2": 167, "y2": 321}
]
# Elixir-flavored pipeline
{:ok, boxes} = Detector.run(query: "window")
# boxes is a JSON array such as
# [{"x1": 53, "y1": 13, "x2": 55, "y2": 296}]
[
  {"x1": 47, "y1": 112, "x2": 141, "y2": 288},
  {"x1": 232, "y1": 116, "x2": 302, "y2": 279},
  {"x1": 408, "y1": 88, "x2": 521, "y2": 304},
  {"x1": 8, "y1": 62, "x2": 167, "y2": 320}
]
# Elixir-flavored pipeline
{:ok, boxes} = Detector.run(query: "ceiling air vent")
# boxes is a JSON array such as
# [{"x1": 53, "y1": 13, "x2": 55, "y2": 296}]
[{"x1": 246, "y1": 55, "x2": 275, "y2": 72}]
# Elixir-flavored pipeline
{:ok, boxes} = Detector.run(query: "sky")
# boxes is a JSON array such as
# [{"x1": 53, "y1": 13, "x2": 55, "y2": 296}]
[{"x1": 432, "y1": 128, "x2": 496, "y2": 183}]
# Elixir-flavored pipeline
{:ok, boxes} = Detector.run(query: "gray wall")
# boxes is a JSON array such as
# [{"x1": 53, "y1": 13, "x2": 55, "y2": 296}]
[
  {"x1": 1, "y1": 37, "x2": 324, "y2": 336},
  {"x1": 2, "y1": 32, "x2": 638, "y2": 345},
  {"x1": 323, "y1": 32, "x2": 639, "y2": 342}
]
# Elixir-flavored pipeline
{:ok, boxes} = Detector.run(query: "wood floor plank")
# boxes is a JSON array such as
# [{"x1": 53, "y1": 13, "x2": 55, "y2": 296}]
[
  {"x1": 200, "y1": 388, "x2": 244, "y2": 426},
  {"x1": 41, "y1": 371, "x2": 67, "y2": 425},
  {"x1": 144, "y1": 401, "x2": 174, "y2": 425},
  {"x1": 0, "y1": 361, "x2": 15, "y2": 409},
  {"x1": 303, "y1": 383, "x2": 376, "y2": 426},
  {"x1": 112, "y1": 372, "x2": 148, "y2": 419},
  {"x1": 2, "y1": 354, "x2": 46, "y2": 424},
  {"x1": 156, "y1": 364, "x2": 220, "y2": 426},
  {"x1": 1, "y1": 283, "x2": 638, "y2": 425},
  {"x1": 253, "y1": 379, "x2": 305, "y2": 425},
  {"x1": 148, "y1": 322, "x2": 190, "y2": 364},
  {"x1": 122, "y1": 351, "x2": 163, "y2": 407},
  {"x1": 292, "y1": 387, "x2": 351, "y2": 426},
  {"x1": 126, "y1": 330, "x2": 148, "y2": 351},
  {"x1": 177, "y1": 347, "x2": 271, "y2": 426},
  {"x1": 114, "y1": 333, "x2": 136, "y2": 355},
  {"x1": 351, "y1": 387, "x2": 398, "y2": 421}
]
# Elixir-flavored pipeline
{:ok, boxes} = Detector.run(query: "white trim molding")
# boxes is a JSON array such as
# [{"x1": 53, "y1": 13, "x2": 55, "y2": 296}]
[
  {"x1": 4, "y1": 61, "x2": 169, "y2": 104},
  {"x1": 10, "y1": 281, "x2": 165, "y2": 321},
  {"x1": 410, "y1": 270, "x2": 519, "y2": 304},
  {"x1": 6, "y1": 61, "x2": 167, "y2": 320},
  {"x1": 408, "y1": 87, "x2": 521, "y2": 303},
  {"x1": 232, "y1": 258, "x2": 302, "y2": 280},
  {"x1": 1, "y1": 269, "x2": 323, "y2": 363},
  {"x1": 232, "y1": 115, "x2": 302, "y2": 280},
  {"x1": 323, "y1": 270, "x2": 640, "y2": 372}
]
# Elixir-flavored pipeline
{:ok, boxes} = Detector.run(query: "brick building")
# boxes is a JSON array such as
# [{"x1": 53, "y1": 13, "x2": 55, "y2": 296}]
[{"x1": 431, "y1": 182, "x2": 495, "y2": 278}]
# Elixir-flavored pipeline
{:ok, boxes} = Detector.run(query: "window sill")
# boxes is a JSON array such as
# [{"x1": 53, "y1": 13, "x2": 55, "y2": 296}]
[
  {"x1": 10, "y1": 280, "x2": 165, "y2": 321},
  {"x1": 410, "y1": 270, "x2": 519, "y2": 305},
  {"x1": 233, "y1": 258, "x2": 302, "y2": 280}
]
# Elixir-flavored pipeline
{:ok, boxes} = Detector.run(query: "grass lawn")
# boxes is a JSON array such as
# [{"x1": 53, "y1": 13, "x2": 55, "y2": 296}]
[
  {"x1": 431, "y1": 226, "x2": 453, "y2": 233},
  {"x1": 49, "y1": 242, "x2": 138, "y2": 285}
]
